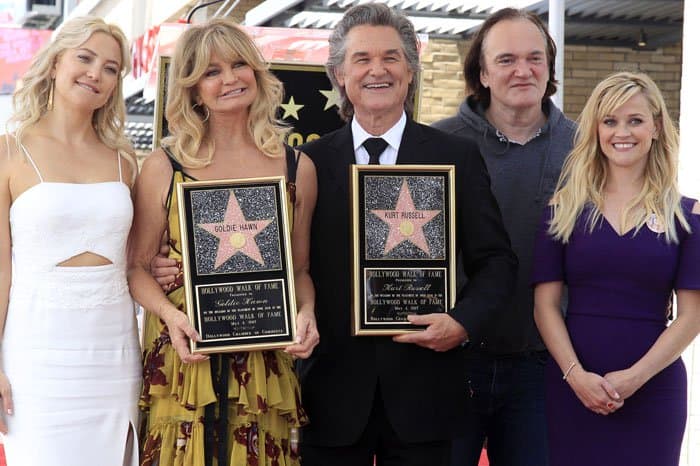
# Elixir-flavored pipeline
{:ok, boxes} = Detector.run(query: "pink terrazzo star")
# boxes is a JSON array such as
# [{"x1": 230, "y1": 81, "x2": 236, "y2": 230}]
[
  {"x1": 371, "y1": 178, "x2": 440, "y2": 255},
  {"x1": 198, "y1": 190, "x2": 273, "y2": 268}
]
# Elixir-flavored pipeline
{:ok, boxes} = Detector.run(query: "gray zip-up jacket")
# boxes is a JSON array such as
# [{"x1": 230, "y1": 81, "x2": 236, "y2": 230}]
[{"x1": 434, "y1": 96, "x2": 576, "y2": 354}]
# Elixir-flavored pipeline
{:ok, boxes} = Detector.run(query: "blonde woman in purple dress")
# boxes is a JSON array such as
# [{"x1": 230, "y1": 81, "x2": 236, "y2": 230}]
[{"x1": 533, "y1": 72, "x2": 700, "y2": 466}]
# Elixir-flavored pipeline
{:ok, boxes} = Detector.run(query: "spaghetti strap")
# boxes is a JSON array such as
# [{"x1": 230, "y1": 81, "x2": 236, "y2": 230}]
[
  {"x1": 162, "y1": 146, "x2": 184, "y2": 172},
  {"x1": 284, "y1": 144, "x2": 299, "y2": 213},
  {"x1": 17, "y1": 142, "x2": 44, "y2": 183},
  {"x1": 284, "y1": 144, "x2": 299, "y2": 184},
  {"x1": 117, "y1": 151, "x2": 123, "y2": 182},
  {"x1": 162, "y1": 146, "x2": 187, "y2": 215}
]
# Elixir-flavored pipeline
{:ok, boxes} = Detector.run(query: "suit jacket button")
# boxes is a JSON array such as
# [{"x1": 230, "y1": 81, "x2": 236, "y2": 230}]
[{"x1": 479, "y1": 341, "x2": 487, "y2": 349}]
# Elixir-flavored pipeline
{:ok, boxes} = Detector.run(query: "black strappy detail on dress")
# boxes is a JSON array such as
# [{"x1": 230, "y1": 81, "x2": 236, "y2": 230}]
[
  {"x1": 285, "y1": 144, "x2": 299, "y2": 206},
  {"x1": 163, "y1": 147, "x2": 186, "y2": 219}
]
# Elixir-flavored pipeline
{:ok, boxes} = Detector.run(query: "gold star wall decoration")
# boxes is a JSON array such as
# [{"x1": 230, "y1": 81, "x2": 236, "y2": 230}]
[
  {"x1": 280, "y1": 96, "x2": 304, "y2": 120},
  {"x1": 319, "y1": 88, "x2": 341, "y2": 111}
]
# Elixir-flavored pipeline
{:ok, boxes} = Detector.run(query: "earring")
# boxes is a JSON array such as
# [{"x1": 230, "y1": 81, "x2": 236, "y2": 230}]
[{"x1": 47, "y1": 78, "x2": 55, "y2": 111}]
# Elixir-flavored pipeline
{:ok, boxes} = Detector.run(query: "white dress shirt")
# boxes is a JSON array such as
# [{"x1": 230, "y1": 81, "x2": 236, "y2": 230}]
[{"x1": 351, "y1": 112, "x2": 407, "y2": 165}]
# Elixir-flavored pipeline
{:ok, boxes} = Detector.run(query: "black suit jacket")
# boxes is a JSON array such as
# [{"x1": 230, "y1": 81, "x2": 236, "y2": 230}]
[{"x1": 298, "y1": 119, "x2": 516, "y2": 446}]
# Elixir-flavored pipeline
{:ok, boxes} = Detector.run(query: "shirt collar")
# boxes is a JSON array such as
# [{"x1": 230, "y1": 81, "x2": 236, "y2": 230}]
[{"x1": 351, "y1": 112, "x2": 407, "y2": 151}]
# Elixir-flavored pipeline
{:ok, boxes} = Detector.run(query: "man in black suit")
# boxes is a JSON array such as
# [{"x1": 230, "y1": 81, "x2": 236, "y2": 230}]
[{"x1": 298, "y1": 4, "x2": 517, "y2": 466}]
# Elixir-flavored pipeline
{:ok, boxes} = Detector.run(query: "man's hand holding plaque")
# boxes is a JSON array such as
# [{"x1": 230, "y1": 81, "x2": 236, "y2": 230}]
[{"x1": 392, "y1": 313, "x2": 468, "y2": 351}]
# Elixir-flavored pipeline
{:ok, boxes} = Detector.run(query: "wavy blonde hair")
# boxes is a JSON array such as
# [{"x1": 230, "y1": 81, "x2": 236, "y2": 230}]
[
  {"x1": 8, "y1": 16, "x2": 136, "y2": 177},
  {"x1": 549, "y1": 71, "x2": 689, "y2": 243},
  {"x1": 162, "y1": 18, "x2": 287, "y2": 168}
]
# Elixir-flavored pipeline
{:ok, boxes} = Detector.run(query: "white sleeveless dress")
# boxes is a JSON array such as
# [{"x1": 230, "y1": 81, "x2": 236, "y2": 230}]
[{"x1": 1, "y1": 146, "x2": 141, "y2": 466}]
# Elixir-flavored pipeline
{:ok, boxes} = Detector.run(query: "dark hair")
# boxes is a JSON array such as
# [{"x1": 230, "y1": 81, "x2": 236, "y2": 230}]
[
  {"x1": 464, "y1": 8, "x2": 558, "y2": 107},
  {"x1": 326, "y1": 3, "x2": 421, "y2": 121}
]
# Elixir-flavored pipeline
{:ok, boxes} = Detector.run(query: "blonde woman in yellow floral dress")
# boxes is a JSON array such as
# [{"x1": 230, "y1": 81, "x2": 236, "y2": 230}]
[{"x1": 127, "y1": 19, "x2": 319, "y2": 466}]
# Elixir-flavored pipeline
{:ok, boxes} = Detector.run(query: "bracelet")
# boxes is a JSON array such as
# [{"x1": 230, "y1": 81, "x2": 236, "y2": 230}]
[{"x1": 562, "y1": 362, "x2": 578, "y2": 380}]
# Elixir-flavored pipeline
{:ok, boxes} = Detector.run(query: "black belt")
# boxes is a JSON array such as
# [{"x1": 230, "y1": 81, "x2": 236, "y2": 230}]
[{"x1": 204, "y1": 354, "x2": 230, "y2": 466}]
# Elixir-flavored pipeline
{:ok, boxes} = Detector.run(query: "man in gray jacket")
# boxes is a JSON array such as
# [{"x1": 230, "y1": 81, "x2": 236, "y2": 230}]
[{"x1": 433, "y1": 8, "x2": 576, "y2": 466}]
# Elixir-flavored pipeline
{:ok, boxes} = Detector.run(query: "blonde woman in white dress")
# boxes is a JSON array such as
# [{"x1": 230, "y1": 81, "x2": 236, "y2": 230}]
[{"x1": 0, "y1": 16, "x2": 141, "y2": 466}]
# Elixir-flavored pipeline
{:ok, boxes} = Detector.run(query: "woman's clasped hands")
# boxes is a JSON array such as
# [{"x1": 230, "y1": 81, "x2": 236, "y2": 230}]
[{"x1": 565, "y1": 364, "x2": 625, "y2": 415}]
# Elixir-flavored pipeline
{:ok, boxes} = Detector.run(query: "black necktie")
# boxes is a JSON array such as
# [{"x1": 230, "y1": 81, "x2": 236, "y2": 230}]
[{"x1": 363, "y1": 137, "x2": 388, "y2": 165}]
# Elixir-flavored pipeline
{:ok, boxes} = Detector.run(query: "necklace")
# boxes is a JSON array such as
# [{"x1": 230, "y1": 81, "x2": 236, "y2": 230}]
[{"x1": 495, "y1": 127, "x2": 542, "y2": 145}]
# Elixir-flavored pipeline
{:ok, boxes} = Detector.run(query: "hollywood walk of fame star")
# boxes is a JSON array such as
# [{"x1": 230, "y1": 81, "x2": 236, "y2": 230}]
[
  {"x1": 370, "y1": 179, "x2": 440, "y2": 256},
  {"x1": 198, "y1": 190, "x2": 273, "y2": 268},
  {"x1": 319, "y1": 88, "x2": 341, "y2": 111},
  {"x1": 280, "y1": 96, "x2": 304, "y2": 120}
]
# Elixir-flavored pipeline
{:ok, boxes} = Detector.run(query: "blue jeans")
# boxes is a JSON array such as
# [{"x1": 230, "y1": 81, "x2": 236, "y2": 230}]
[{"x1": 450, "y1": 351, "x2": 548, "y2": 466}]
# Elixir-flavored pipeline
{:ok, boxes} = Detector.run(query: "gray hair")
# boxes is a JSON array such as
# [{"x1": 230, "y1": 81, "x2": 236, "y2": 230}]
[{"x1": 326, "y1": 3, "x2": 421, "y2": 121}]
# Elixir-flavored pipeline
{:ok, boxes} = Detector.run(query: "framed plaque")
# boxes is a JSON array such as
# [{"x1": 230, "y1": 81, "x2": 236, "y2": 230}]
[
  {"x1": 177, "y1": 177, "x2": 297, "y2": 353},
  {"x1": 351, "y1": 165, "x2": 456, "y2": 335}
]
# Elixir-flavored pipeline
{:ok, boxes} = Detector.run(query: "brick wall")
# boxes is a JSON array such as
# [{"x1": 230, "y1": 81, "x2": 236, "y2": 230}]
[
  {"x1": 563, "y1": 43, "x2": 682, "y2": 122},
  {"x1": 419, "y1": 39, "x2": 683, "y2": 125},
  {"x1": 418, "y1": 39, "x2": 469, "y2": 124}
]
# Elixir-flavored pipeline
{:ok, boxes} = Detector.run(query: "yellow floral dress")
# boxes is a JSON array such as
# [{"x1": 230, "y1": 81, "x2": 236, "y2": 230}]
[{"x1": 140, "y1": 150, "x2": 307, "y2": 466}]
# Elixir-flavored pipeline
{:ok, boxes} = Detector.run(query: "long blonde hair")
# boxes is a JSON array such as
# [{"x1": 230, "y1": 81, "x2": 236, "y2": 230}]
[
  {"x1": 162, "y1": 18, "x2": 288, "y2": 168},
  {"x1": 8, "y1": 16, "x2": 136, "y2": 176},
  {"x1": 549, "y1": 71, "x2": 689, "y2": 243}
]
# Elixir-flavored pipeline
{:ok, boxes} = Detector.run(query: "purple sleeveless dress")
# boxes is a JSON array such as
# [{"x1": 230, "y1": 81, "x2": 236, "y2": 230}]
[{"x1": 531, "y1": 197, "x2": 700, "y2": 466}]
